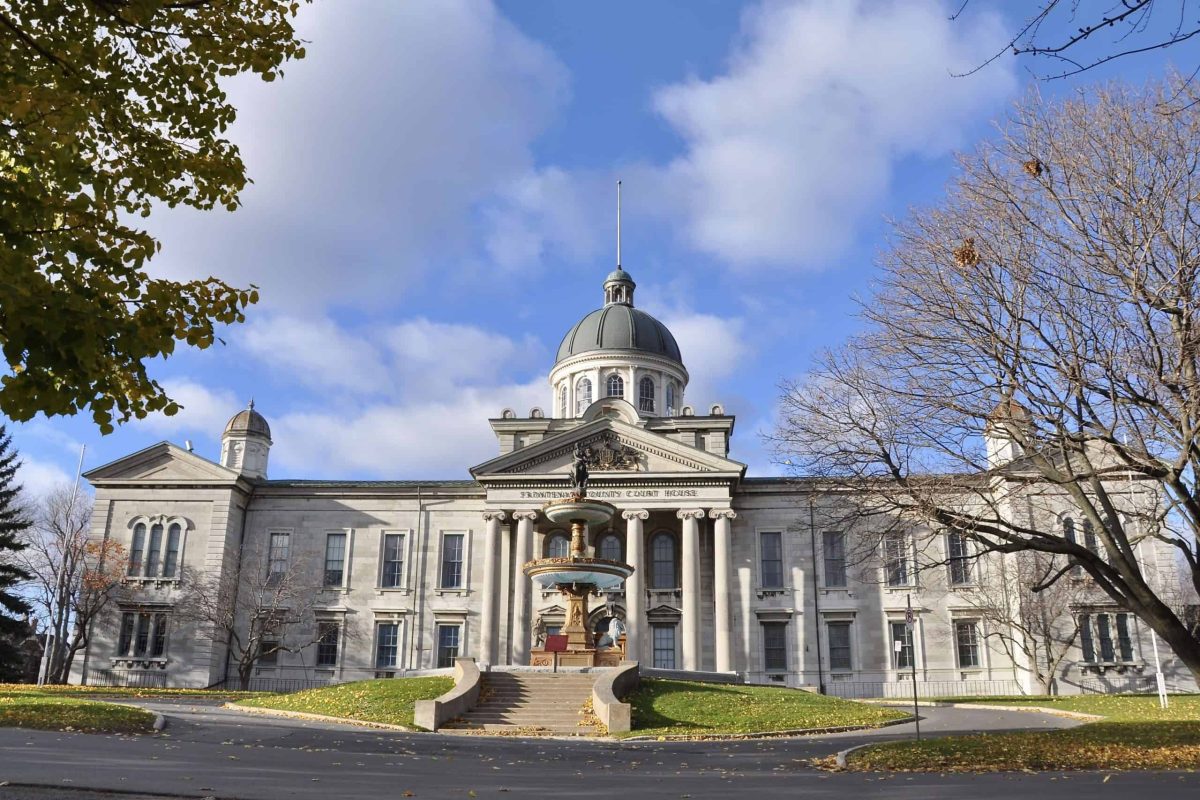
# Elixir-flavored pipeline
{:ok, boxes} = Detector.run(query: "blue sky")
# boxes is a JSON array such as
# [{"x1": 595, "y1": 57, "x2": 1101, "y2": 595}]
[{"x1": 10, "y1": 0, "x2": 1187, "y2": 493}]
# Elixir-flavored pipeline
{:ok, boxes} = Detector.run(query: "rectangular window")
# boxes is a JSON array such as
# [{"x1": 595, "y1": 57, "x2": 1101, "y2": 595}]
[
  {"x1": 947, "y1": 533, "x2": 971, "y2": 585},
  {"x1": 1079, "y1": 613, "x2": 1095, "y2": 661},
  {"x1": 118, "y1": 612, "x2": 135, "y2": 655},
  {"x1": 436, "y1": 624, "x2": 461, "y2": 668},
  {"x1": 267, "y1": 532, "x2": 290, "y2": 584},
  {"x1": 955, "y1": 620, "x2": 980, "y2": 668},
  {"x1": 144, "y1": 524, "x2": 163, "y2": 578},
  {"x1": 1116, "y1": 614, "x2": 1135, "y2": 662},
  {"x1": 382, "y1": 533, "x2": 405, "y2": 589},
  {"x1": 440, "y1": 533, "x2": 465, "y2": 589},
  {"x1": 1096, "y1": 613, "x2": 1115, "y2": 662},
  {"x1": 883, "y1": 533, "x2": 910, "y2": 587},
  {"x1": 324, "y1": 533, "x2": 347, "y2": 587},
  {"x1": 151, "y1": 614, "x2": 168, "y2": 658},
  {"x1": 316, "y1": 622, "x2": 340, "y2": 667},
  {"x1": 823, "y1": 531, "x2": 847, "y2": 587},
  {"x1": 762, "y1": 622, "x2": 787, "y2": 672},
  {"x1": 127, "y1": 524, "x2": 146, "y2": 577},
  {"x1": 890, "y1": 621, "x2": 914, "y2": 670},
  {"x1": 258, "y1": 639, "x2": 279, "y2": 666},
  {"x1": 827, "y1": 621, "x2": 852, "y2": 671},
  {"x1": 652, "y1": 624, "x2": 676, "y2": 669},
  {"x1": 376, "y1": 622, "x2": 399, "y2": 668},
  {"x1": 162, "y1": 524, "x2": 182, "y2": 579},
  {"x1": 759, "y1": 531, "x2": 784, "y2": 589},
  {"x1": 134, "y1": 612, "x2": 152, "y2": 656}
]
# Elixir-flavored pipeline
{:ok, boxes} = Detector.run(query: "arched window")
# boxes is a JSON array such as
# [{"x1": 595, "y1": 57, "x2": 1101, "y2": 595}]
[
  {"x1": 639, "y1": 376, "x2": 656, "y2": 413},
  {"x1": 598, "y1": 534, "x2": 622, "y2": 561},
  {"x1": 559, "y1": 384, "x2": 567, "y2": 417},
  {"x1": 575, "y1": 377, "x2": 593, "y2": 416},
  {"x1": 666, "y1": 383, "x2": 676, "y2": 416},
  {"x1": 606, "y1": 374, "x2": 624, "y2": 398},
  {"x1": 651, "y1": 532, "x2": 676, "y2": 589},
  {"x1": 546, "y1": 532, "x2": 570, "y2": 558}
]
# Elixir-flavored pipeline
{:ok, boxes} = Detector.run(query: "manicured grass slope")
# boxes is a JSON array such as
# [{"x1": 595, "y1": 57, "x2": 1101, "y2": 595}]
[
  {"x1": 0, "y1": 688, "x2": 157, "y2": 734},
  {"x1": 623, "y1": 679, "x2": 907, "y2": 738},
  {"x1": 850, "y1": 694, "x2": 1200, "y2": 771},
  {"x1": 0, "y1": 683, "x2": 264, "y2": 699},
  {"x1": 236, "y1": 677, "x2": 454, "y2": 728}
]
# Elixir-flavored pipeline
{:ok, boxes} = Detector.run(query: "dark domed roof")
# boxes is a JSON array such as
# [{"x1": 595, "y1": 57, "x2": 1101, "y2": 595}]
[
  {"x1": 556, "y1": 304, "x2": 683, "y2": 364},
  {"x1": 224, "y1": 401, "x2": 271, "y2": 439}
]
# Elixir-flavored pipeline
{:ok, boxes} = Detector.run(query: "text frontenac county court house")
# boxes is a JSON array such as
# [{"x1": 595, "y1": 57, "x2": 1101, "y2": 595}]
[{"x1": 76, "y1": 268, "x2": 1194, "y2": 695}]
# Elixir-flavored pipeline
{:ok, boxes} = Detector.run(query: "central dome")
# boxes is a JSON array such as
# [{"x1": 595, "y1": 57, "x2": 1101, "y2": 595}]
[{"x1": 554, "y1": 267, "x2": 683, "y2": 365}]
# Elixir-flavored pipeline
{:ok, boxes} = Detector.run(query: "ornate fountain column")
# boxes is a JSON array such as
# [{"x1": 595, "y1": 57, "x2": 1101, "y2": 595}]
[
  {"x1": 622, "y1": 509, "x2": 648, "y2": 663},
  {"x1": 678, "y1": 508, "x2": 705, "y2": 671}
]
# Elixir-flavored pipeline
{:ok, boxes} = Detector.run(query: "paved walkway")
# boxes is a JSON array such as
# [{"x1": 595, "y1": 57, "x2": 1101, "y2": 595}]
[{"x1": 1, "y1": 699, "x2": 1197, "y2": 799}]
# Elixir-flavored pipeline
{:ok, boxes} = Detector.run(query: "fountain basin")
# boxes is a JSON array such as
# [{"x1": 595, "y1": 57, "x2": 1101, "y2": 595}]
[
  {"x1": 542, "y1": 497, "x2": 617, "y2": 526},
  {"x1": 523, "y1": 556, "x2": 633, "y2": 591}
]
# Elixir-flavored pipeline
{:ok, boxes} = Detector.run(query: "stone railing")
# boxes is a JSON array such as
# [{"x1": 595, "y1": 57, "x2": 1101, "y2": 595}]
[
  {"x1": 413, "y1": 657, "x2": 481, "y2": 731},
  {"x1": 592, "y1": 661, "x2": 639, "y2": 733}
]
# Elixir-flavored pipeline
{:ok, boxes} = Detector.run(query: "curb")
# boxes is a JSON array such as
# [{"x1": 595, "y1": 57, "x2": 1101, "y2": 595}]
[
  {"x1": 859, "y1": 699, "x2": 1103, "y2": 721},
  {"x1": 106, "y1": 701, "x2": 166, "y2": 732},
  {"x1": 835, "y1": 742, "x2": 875, "y2": 769},
  {"x1": 223, "y1": 702, "x2": 415, "y2": 732},
  {"x1": 618, "y1": 714, "x2": 916, "y2": 742}
]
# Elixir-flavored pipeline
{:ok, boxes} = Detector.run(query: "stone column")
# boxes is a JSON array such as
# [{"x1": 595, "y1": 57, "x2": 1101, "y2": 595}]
[
  {"x1": 622, "y1": 509, "x2": 649, "y2": 663},
  {"x1": 678, "y1": 508, "x2": 705, "y2": 671},
  {"x1": 479, "y1": 510, "x2": 506, "y2": 666},
  {"x1": 710, "y1": 509, "x2": 737, "y2": 673},
  {"x1": 510, "y1": 510, "x2": 537, "y2": 665}
]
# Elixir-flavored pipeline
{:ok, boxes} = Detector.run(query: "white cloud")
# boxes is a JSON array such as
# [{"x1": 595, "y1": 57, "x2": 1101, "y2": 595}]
[
  {"x1": 16, "y1": 455, "x2": 73, "y2": 499},
  {"x1": 137, "y1": 380, "x2": 242, "y2": 438},
  {"x1": 148, "y1": 0, "x2": 569, "y2": 308},
  {"x1": 651, "y1": 0, "x2": 1015, "y2": 266}
]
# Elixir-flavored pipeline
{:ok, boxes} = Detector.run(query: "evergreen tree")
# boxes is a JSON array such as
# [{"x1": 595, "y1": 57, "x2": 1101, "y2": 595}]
[{"x1": 0, "y1": 425, "x2": 33, "y2": 677}]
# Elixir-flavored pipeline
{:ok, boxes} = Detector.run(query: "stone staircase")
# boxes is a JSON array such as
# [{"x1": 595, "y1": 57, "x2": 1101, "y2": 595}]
[{"x1": 441, "y1": 670, "x2": 603, "y2": 736}]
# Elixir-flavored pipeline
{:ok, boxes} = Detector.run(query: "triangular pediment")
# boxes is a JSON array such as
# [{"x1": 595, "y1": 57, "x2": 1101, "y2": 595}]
[
  {"x1": 84, "y1": 442, "x2": 242, "y2": 485},
  {"x1": 471, "y1": 418, "x2": 745, "y2": 480}
]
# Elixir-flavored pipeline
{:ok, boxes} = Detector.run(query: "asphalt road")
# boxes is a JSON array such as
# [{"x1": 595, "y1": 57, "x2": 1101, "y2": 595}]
[{"x1": 0, "y1": 699, "x2": 1197, "y2": 800}]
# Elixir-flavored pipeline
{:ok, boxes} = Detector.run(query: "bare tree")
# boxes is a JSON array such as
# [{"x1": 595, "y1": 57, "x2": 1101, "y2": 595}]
[
  {"x1": 956, "y1": 1, "x2": 1200, "y2": 84},
  {"x1": 773, "y1": 78, "x2": 1200, "y2": 683},
  {"x1": 174, "y1": 555, "x2": 333, "y2": 690},
  {"x1": 19, "y1": 485, "x2": 125, "y2": 683}
]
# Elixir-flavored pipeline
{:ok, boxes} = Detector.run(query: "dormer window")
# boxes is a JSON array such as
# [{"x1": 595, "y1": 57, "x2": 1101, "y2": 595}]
[
  {"x1": 575, "y1": 377, "x2": 593, "y2": 416},
  {"x1": 666, "y1": 383, "x2": 677, "y2": 416},
  {"x1": 639, "y1": 376, "x2": 656, "y2": 414},
  {"x1": 607, "y1": 374, "x2": 624, "y2": 399},
  {"x1": 559, "y1": 385, "x2": 567, "y2": 417}
]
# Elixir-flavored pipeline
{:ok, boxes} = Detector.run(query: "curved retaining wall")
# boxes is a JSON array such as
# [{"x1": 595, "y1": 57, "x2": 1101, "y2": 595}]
[
  {"x1": 593, "y1": 661, "x2": 639, "y2": 733},
  {"x1": 413, "y1": 657, "x2": 482, "y2": 732}
]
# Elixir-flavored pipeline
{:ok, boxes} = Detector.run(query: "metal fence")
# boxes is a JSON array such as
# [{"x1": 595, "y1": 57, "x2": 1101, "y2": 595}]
[
  {"x1": 206, "y1": 677, "x2": 331, "y2": 693},
  {"x1": 825, "y1": 679, "x2": 1024, "y2": 699},
  {"x1": 84, "y1": 668, "x2": 168, "y2": 688}
]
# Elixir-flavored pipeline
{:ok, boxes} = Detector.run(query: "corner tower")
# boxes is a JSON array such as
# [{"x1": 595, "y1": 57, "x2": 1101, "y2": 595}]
[{"x1": 220, "y1": 401, "x2": 272, "y2": 479}]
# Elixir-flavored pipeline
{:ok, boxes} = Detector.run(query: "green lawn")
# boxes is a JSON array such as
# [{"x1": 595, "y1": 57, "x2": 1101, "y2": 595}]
[
  {"x1": 235, "y1": 677, "x2": 454, "y2": 728},
  {"x1": 0, "y1": 687, "x2": 158, "y2": 734},
  {"x1": 0, "y1": 683, "x2": 266, "y2": 700},
  {"x1": 847, "y1": 694, "x2": 1200, "y2": 771},
  {"x1": 620, "y1": 679, "x2": 908, "y2": 738}
]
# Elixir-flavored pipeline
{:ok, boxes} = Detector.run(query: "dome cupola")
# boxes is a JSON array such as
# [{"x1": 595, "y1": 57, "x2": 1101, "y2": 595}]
[{"x1": 220, "y1": 400, "x2": 272, "y2": 479}]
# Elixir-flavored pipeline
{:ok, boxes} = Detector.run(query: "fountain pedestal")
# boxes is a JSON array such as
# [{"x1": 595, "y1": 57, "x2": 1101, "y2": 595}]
[{"x1": 523, "y1": 497, "x2": 634, "y2": 668}]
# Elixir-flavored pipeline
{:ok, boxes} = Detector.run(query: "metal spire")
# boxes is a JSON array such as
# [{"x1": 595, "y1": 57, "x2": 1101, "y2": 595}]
[{"x1": 616, "y1": 179, "x2": 622, "y2": 270}]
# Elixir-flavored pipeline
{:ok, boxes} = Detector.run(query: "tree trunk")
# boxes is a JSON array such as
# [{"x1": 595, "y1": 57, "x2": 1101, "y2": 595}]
[{"x1": 238, "y1": 665, "x2": 252, "y2": 691}]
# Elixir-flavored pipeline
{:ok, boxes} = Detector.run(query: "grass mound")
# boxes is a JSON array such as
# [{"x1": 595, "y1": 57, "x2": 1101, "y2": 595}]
[
  {"x1": 848, "y1": 694, "x2": 1200, "y2": 771},
  {"x1": 0, "y1": 688, "x2": 157, "y2": 734},
  {"x1": 235, "y1": 677, "x2": 454, "y2": 728},
  {"x1": 0, "y1": 683, "x2": 265, "y2": 699},
  {"x1": 622, "y1": 679, "x2": 907, "y2": 738}
]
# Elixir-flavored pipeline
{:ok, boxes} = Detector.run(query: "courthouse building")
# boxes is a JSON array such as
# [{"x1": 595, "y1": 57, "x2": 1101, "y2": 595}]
[{"x1": 75, "y1": 268, "x2": 1193, "y2": 694}]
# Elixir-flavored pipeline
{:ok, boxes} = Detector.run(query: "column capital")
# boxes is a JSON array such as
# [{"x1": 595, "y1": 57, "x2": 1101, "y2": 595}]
[
  {"x1": 621, "y1": 508, "x2": 650, "y2": 521},
  {"x1": 511, "y1": 509, "x2": 539, "y2": 522},
  {"x1": 481, "y1": 510, "x2": 509, "y2": 522},
  {"x1": 709, "y1": 508, "x2": 737, "y2": 520},
  {"x1": 676, "y1": 508, "x2": 706, "y2": 520}
]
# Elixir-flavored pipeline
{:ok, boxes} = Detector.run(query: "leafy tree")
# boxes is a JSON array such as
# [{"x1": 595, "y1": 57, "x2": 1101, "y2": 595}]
[
  {"x1": 0, "y1": 425, "x2": 32, "y2": 677},
  {"x1": 774, "y1": 79, "x2": 1200, "y2": 683},
  {"x1": 0, "y1": 1, "x2": 308, "y2": 432}
]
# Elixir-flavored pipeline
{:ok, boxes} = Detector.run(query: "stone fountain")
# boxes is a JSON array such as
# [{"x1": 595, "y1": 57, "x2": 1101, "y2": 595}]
[{"x1": 523, "y1": 444, "x2": 634, "y2": 667}]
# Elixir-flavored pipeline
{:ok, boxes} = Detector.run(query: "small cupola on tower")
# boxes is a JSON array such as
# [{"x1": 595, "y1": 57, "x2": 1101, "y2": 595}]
[
  {"x1": 221, "y1": 400, "x2": 272, "y2": 479},
  {"x1": 985, "y1": 397, "x2": 1030, "y2": 469},
  {"x1": 604, "y1": 267, "x2": 635, "y2": 306}
]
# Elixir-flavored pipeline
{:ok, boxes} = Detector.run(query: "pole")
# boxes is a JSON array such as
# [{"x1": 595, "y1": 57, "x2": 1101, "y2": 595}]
[
  {"x1": 1151, "y1": 629, "x2": 1169, "y2": 709},
  {"x1": 36, "y1": 444, "x2": 86, "y2": 685},
  {"x1": 907, "y1": 595, "x2": 921, "y2": 741},
  {"x1": 808, "y1": 497, "x2": 825, "y2": 694}
]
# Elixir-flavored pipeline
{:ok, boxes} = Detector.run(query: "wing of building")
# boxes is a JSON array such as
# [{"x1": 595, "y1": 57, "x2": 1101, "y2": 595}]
[{"x1": 76, "y1": 268, "x2": 1196, "y2": 695}]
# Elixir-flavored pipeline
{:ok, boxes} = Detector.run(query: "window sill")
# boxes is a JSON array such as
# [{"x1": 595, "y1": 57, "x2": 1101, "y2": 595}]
[
  {"x1": 435, "y1": 588, "x2": 469, "y2": 596},
  {"x1": 111, "y1": 657, "x2": 167, "y2": 669},
  {"x1": 122, "y1": 577, "x2": 181, "y2": 588},
  {"x1": 755, "y1": 587, "x2": 788, "y2": 598},
  {"x1": 375, "y1": 587, "x2": 412, "y2": 595},
  {"x1": 884, "y1": 585, "x2": 917, "y2": 592},
  {"x1": 1082, "y1": 662, "x2": 1143, "y2": 674}
]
